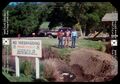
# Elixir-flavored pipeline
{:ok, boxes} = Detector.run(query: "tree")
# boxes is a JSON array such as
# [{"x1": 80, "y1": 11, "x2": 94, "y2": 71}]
[
  {"x1": 6, "y1": 2, "x2": 40, "y2": 36},
  {"x1": 47, "y1": 2, "x2": 116, "y2": 36},
  {"x1": 4, "y1": 2, "x2": 116, "y2": 36},
  {"x1": 63, "y1": 2, "x2": 87, "y2": 36},
  {"x1": 85, "y1": 2, "x2": 116, "y2": 36}
]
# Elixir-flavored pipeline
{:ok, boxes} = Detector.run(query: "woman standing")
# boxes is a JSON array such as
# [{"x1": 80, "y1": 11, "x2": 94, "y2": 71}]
[{"x1": 64, "y1": 29, "x2": 71, "y2": 48}]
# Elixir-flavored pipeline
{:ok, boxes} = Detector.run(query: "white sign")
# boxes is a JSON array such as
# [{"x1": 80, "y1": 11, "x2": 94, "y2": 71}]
[
  {"x1": 11, "y1": 39, "x2": 42, "y2": 58},
  {"x1": 2, "y1": 38, "x2": 10, "y2": 45},
  {"x1": 11, "y1": 38, "x2": 41, "y2": 79}
]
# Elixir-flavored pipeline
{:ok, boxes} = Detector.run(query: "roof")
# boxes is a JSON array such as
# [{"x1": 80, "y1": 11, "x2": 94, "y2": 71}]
[{"x1": 102, "y1": 13, "x2": 118, "y2": 21}]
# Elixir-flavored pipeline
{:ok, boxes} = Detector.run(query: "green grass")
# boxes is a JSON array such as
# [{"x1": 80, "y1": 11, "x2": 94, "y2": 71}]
[
  {"x1": 41, "y1": 37, "x2": 58, "y2": 48},
  {"x1": 2, "y1": 37, "x2": 105, "y2": 51},
  {"x1": 41, "y1": 37, "x2": 105, "y2": 49},
  {"x1": 77, "y1": 39, "x2": 106, "y2": 52},
  {"x1": 41, "y1": 37, "x2": 106, "y2": 52},
  {"x1": 2, "y1": 71, "x2": 33, "y2": 82}
]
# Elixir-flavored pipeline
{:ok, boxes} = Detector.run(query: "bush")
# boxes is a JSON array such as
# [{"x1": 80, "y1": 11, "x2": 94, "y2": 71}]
[
  {"x1": 42, "y1": 60, "x2": 55, "y2": 79},
  {"x1": 40, "y1": 63, "x2": 44, "y2": 77},
  {"x1": 42, "y1": 59, "x2": 71, "y2": 82},
  {"x1": 20, "y1": 61, "x2": 32, "y2": 76}
]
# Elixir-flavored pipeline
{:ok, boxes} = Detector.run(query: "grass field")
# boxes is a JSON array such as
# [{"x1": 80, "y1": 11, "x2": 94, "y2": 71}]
[
  {"x1": 41, "y1": 37, "x2": 105, "y2": 51},
  {"x1": 2, "y1": 37, "x2": 105, "y2": 50}
]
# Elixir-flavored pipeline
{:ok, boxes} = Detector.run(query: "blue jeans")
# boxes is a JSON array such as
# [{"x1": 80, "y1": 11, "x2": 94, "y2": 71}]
[
  {"x1": 58, "y1": 37, "x2": 63, "y2": 48},
  {"x1": 71, "y1": 36, "x2": 77, "y2": 48}
]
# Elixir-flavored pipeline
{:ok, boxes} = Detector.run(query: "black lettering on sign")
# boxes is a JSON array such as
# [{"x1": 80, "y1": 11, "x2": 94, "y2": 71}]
[
  {"x1": 17, "y1": 49, "x2": 37, "y2": 55},
  {"x1": 17, "y1": 49, "x2": 23, "y2": 54},
  {"x1": 18, "y1": 41, "x2": 40, "y2": 45},
  {"x1": 31, "y1": 50, "x2": 37, "y2": 55}
]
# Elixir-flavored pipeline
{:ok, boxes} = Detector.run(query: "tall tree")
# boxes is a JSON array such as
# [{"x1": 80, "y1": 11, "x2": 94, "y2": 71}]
[{"x1": 4, "y1": 2, "x2": 116, "y2": 36}]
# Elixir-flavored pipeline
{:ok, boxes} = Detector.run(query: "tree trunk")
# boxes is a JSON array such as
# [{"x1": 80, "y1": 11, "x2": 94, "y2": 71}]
[
  {"x1": 82, "y1": 25, "x2": 86, "y2": 37},
  {"x1": 77, "y1": 21, "x2": 83, "y2": 37},
  {"x1": 80, "y1": 29, "x2": 83, "y2": 37},
  {"x1": 93, "y1": 29, "x2": 103, "y2": 39}
]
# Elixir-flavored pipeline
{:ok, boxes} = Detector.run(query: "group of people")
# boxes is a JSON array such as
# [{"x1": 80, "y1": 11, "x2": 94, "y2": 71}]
[
  {"x1": 57, "y1": 29, "x2": 78, "y2": 48},
  {"x1": 17, "y1": 29, "x2": 78, "y2": 48}
]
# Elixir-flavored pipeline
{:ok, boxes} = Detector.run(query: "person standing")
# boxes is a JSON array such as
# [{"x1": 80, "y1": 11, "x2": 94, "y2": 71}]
[
  {"x1": 64, "y1": 29, "x2": 71, "y2": 48},
  {"x1": 71, "y1": 29, "x2": 78, "y2": 48},
  {"x1": 57, "y1": 30, "x2": 64, "y2": 48}
]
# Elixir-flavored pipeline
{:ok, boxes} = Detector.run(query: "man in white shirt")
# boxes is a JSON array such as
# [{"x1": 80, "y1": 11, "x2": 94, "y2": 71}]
[{"x1": 71, "y1": 29, "x2": 77, "y2": 48}]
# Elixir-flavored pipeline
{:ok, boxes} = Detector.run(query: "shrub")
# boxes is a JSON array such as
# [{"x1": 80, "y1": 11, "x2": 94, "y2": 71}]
[
  {"x1": 20, "y1": 60, "x2": 32, "y2": 76},
  {"x1": 42, "y1": 59, "x2": 56, "y2": 79},
  {"x1": 42, "y1": 59, "x2": 71, "y2": 82}
]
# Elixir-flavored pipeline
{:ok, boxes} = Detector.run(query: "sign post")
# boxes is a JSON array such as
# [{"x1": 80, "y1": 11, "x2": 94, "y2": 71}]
[
  {"x1": 15, "y1": 56, "x2": 20, "y2": 77},
  {"x1": 35, "y1": 57, "x2": 40, "y2": 79}
]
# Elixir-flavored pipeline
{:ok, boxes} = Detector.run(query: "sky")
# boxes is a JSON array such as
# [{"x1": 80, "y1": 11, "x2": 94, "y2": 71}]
[
  {"x1": 8, "y1": 2, "x2": 18, "y2": 6},
  {"x1": 8, "y1": 2, "x2": 48, "y2": 6}
]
